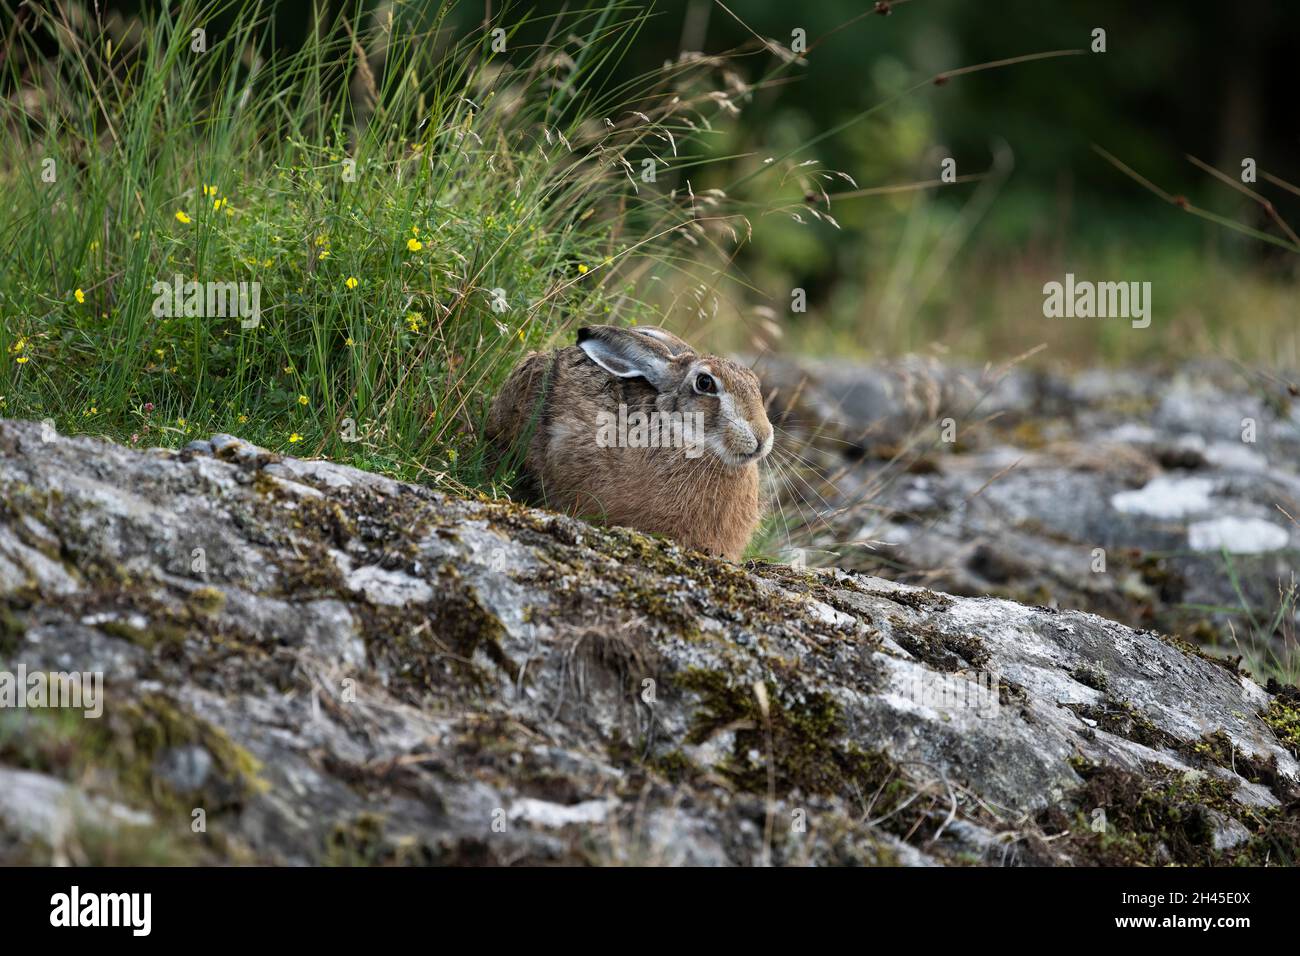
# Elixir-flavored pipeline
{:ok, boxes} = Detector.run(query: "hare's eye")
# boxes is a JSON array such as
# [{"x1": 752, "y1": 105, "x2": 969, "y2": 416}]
[{"x1": 694, "y1": 373, "x2": 718, "y2": 395}]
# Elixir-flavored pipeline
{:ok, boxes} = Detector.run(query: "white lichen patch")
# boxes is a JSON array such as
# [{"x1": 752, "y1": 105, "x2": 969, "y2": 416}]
[
  {"x1": 1187, "y1": 516, "x2": 1289, "y2": 554},
  {"x1": 508, "y1": 797, "x2": 611, "y2": 828},
  {"x1": 344, "y1": 564, "x2": 434, "y2": 606},
  {"x1": 1110, "y1": 475, "x2": 1214, "y2": 519}
]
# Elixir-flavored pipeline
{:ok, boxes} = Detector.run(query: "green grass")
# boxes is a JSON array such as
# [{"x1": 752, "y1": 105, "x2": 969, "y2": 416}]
[{"x1": 0, "y1": 0, "x2": 746, "y2": 492}]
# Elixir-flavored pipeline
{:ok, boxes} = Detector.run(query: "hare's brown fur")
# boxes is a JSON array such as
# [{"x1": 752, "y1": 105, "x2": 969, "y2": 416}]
[{"x1": 486, "y1": 327, "x2": 771, "y2": 560}]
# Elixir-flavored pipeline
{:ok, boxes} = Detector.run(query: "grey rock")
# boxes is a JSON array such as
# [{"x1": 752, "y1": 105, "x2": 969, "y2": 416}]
[
  {"x1": 761, "y1": 357, "x2": 1299, "y2": 650},
  {"x1": 0, "y1": 417, "x2": 1296, "y2": 866},
  {"x1": 0, "y1": 767, "x2": 153, "y2": 842},
  {"x1": 153, "y1": 745, "x2": 214, "y2": 793},
  {"x1": 207, "y1": 433, "x2": 244, "y2": 453}
]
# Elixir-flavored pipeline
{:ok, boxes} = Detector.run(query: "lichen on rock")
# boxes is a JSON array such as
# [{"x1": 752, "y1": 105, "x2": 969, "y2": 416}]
[{"x1": 0, "y1": 418, "x2": 1297, "y2": 865}]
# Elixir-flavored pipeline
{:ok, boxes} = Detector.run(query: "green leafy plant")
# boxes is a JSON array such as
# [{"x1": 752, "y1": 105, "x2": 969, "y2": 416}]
[{"x1": 0, "y1": 0, "x2": 750, "y2": 493}]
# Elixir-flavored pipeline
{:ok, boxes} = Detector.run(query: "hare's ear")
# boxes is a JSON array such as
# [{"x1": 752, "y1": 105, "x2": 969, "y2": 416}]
[{"x1": 576, "y1": 326, "x2": 685, "y2": 392}]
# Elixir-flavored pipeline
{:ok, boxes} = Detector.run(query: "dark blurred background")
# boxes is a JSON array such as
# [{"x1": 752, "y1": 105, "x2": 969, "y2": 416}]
[{"x1": 87, "y1": 0, "x2": 1300, "y2": 361}]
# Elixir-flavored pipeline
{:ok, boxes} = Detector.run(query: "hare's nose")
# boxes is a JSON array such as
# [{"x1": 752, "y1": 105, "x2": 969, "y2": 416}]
[
  {"x1": 744, "y1": 428, "x2": 773, "y2": 460},
  {"x1": 738, "y1": 427, "x2": 770, "y2": 460}
]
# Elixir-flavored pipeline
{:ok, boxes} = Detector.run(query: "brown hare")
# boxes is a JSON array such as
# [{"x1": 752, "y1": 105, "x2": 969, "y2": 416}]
[{"x1": 486, "y1": 325, "x2": 773, "y2": 560}]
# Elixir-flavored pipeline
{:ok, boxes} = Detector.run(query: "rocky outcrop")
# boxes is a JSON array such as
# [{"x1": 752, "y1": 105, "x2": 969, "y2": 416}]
[
  {"x1": 760, "y1": 357, "x2": 1300, "y2": 666},
  {"x1": 1, "y1": 417, "x2": 1297, "y2": 866}
]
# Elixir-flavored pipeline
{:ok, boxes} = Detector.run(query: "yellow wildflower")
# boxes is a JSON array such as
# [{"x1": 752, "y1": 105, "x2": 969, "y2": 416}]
[
  {"x1": 407, "y1": 238, "x2": 423, "y2": 252},
  {"x1": 345, "y1": 277, "x2": 358, "y2": 289},
  {"x1": 297, "y1": 394, "x2": 309, "y2": 406},
  {"x1": 74, "y1": 288, "x2": 85, "y2": 303},
  {"x1": 289, "y1": 433, "x2": 303, "y2": 444},
  {"x1": 175, "y1": 211, "x2": 192, "y2": 224}
]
